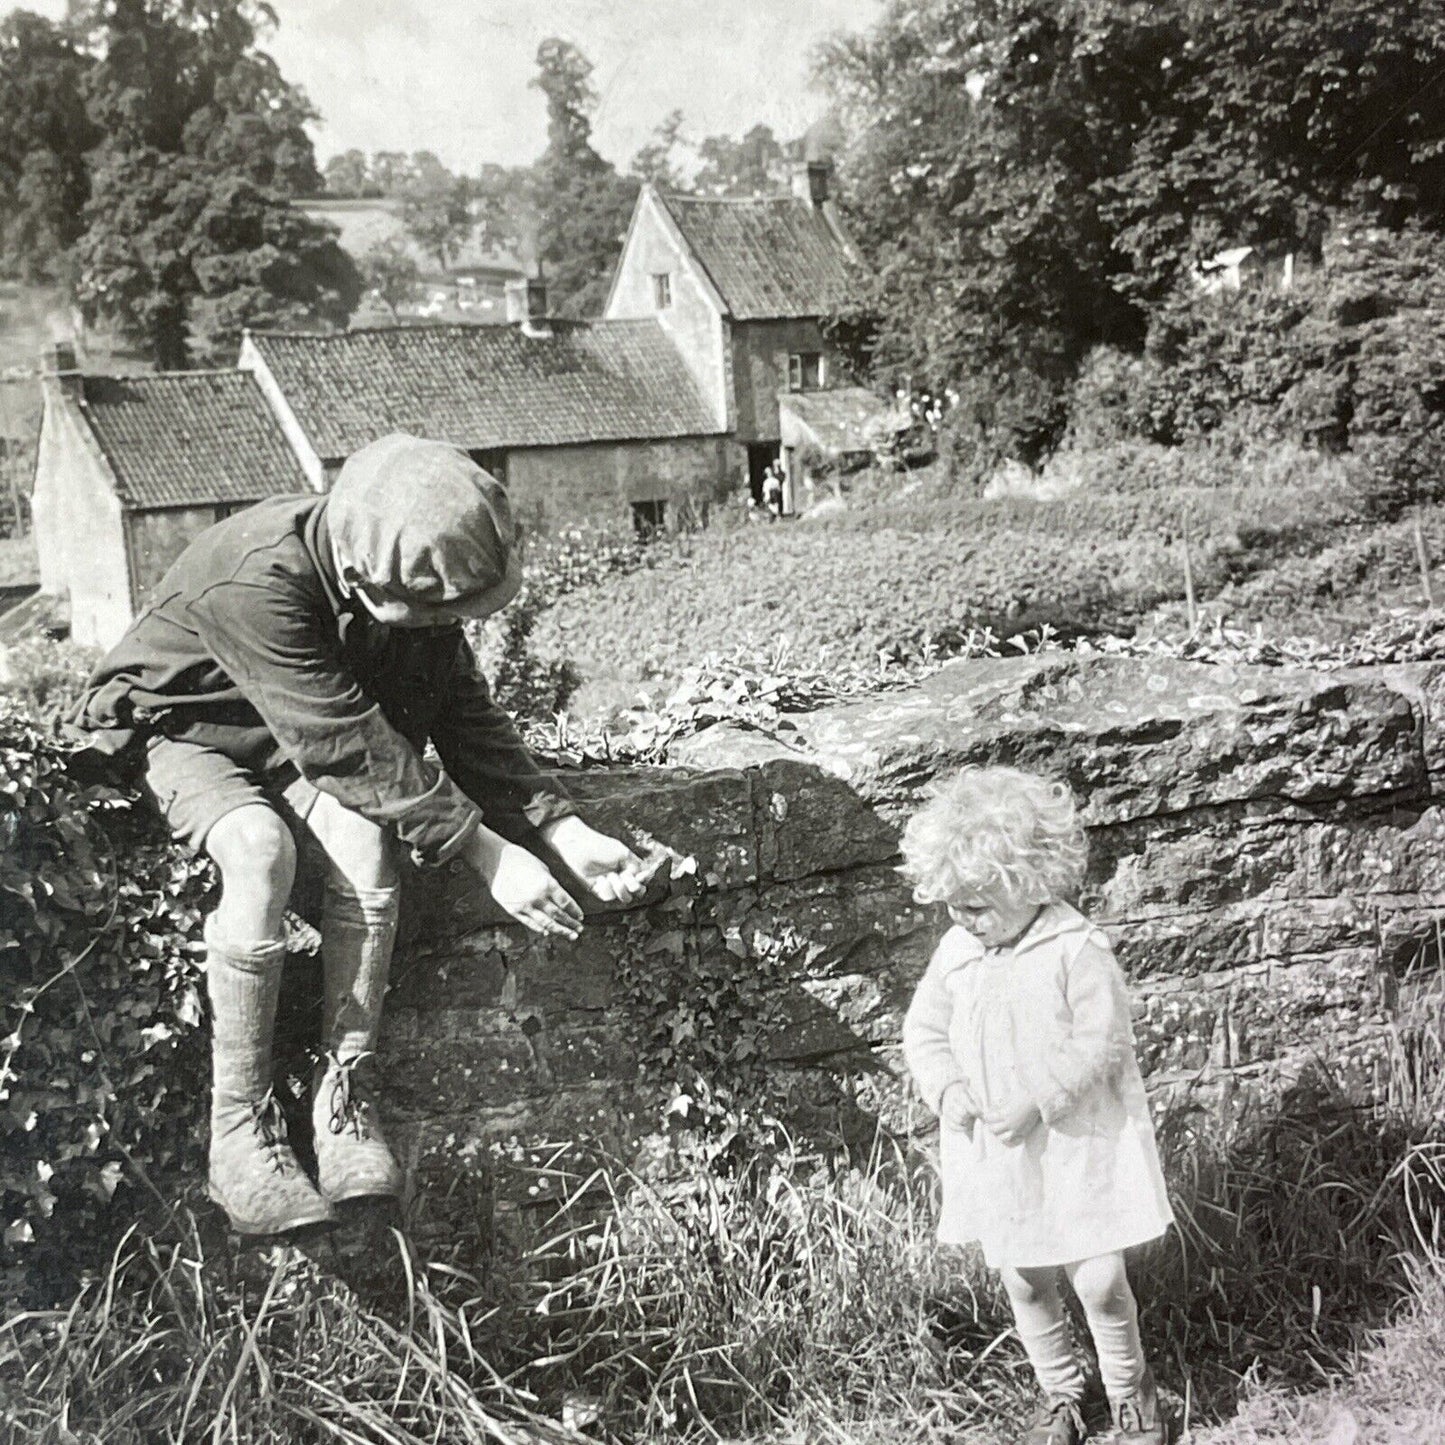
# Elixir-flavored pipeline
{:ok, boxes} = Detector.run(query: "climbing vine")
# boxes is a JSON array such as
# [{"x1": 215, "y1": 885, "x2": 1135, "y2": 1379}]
[{"x1": 0, "y1": 710, "x2": 212, "y2": 1305}]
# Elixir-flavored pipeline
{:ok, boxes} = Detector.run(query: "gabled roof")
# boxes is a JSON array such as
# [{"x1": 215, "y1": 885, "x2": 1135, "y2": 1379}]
[
  {"x1": 245, "y1": 320, "x2": 722, "y2": 461},
  {"x1": 654, "y1": 191, "x2": 860, "y2": 320},
  {"x1": 80, "y1": 372, "x2": 310, "y2": 511}
]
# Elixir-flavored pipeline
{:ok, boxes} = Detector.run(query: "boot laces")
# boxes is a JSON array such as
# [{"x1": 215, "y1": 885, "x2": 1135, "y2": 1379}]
[
  {"x1": 325, "y1": 1052, "x2": 376, "y2": 1139},
  {"x1": 248, "y1": 1091, "x2": 295, "y2": 1176}
]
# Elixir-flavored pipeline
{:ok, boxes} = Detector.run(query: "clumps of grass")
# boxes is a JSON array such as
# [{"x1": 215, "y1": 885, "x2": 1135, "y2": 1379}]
[
  {"x1": 5, "y1": 1016, "x2": 1445, "y2": 1444},
  {"x1": 0, "y1": 634, "x2": 97, "y2": 719},
  {"x1": 0, "y1": 1218, "x2": 573, "y2": 1445},
  {"x1": 502, "y1": 1133, "x2": 1027, "y2": 1443}
]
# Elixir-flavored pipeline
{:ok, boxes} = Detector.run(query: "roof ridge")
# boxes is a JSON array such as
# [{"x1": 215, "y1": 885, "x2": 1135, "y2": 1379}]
[
  {"x1": 664, "y1": 190, "x2": 798, "y2": 206},
  {"x1": 87, "y1": 368, "x2": 250, "y2": 383},
  {"x1": 252, "y1": 323, "x2": 496, "y2": 341}
]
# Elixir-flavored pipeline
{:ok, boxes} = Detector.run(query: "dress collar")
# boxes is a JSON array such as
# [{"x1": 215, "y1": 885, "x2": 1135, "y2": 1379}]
[{"x1": 1008, "y1": 900, "x2": 1092, "y2": 956}]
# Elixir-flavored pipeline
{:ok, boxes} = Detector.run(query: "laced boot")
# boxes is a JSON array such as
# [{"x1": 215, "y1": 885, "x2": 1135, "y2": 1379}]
[
  {"x1": 312, "y1": 1051, "x2": 403, "y2": 1203},
  {"x1": 209, "y1": 1088, "x2": 335, "y2": 1234},
  {"x1": 1109, "y1": 1369, "x2": 1165, "y2": 1444},
  {"x1": 1023, "y1": 1394, "x2": 1089, "y2": 1445},
  {"x1": 205, "y1": 917, "x2": 332, "y2": 1233},
  {"x1": 312, "y1": 877, "x2": 403, "y2": 1204}
]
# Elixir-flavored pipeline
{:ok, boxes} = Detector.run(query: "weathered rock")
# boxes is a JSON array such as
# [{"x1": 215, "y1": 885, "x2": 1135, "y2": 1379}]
[
  {"x1": 381, "y1": 654, "x2": 1445, "y2": 1176},
  {"x1": 781, "y1": 656, "x2": 1424, "y2": 822},
  {"x1": 671, "y1": 727, "x2": 900, "y2": 881}
]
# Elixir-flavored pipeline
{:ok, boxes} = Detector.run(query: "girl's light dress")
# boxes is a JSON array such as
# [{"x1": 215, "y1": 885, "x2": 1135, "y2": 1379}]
[{"x1": 903, "y1": 902, "x2": 1173, "y2": 1269}]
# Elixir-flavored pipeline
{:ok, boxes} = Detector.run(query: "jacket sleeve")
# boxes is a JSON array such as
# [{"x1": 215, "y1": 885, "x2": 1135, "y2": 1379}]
[
  {"x1": 184, "y1": 580, "x2": 480, "y2": 866},
  {"x1": 901, "y1": 931, "x2": 972, "y2": 1115},
  {"x1": 1032, "y1": 935, "x2": 1133, "y2": 1126},
  {"x1": 428, "y1": 635, "x2": 578, "y2": 832}
]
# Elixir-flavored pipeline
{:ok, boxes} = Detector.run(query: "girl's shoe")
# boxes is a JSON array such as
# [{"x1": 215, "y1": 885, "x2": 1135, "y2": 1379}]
[
  {"x1": 1109, "y1": 1368, "x2": 1166, "y2": 1444},
  {"x1": 1023, "y1": 1394, "x2": 1088, "y2": 1445}
]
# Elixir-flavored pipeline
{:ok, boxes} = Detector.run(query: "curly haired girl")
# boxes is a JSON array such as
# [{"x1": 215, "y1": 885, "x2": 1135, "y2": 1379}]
[{"x1": 900, "y1": 766, "x2": 1173, "y2": 1445}]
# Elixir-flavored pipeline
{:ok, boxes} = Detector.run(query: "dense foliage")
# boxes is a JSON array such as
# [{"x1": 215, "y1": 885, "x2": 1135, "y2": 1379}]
[
  {"x1": 0, "y1": 710, "x2": 210, "y2": 1306},
  {"x1": 0, "y1": 1, "x2": 358, "y2": 367},
  {"x1": 819, "y1": 0, "x2": 1445, "y2": 457},
  {"x1": 533, "y1": 443, "x2": 1379, "y2": 684}
]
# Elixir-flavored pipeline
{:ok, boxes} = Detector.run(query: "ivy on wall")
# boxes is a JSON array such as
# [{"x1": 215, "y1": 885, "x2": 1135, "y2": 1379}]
[{"x1": 0, "y1": 710, "x2": 212, "y2": 1305}]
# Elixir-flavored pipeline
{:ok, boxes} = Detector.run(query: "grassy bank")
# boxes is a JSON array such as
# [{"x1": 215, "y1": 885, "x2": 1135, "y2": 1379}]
[{"x1": 5, "y1": 1011, "x2": 1444, "y2": 1444}]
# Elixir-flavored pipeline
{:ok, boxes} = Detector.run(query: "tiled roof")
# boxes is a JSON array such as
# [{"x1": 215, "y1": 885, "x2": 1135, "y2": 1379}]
[
  {"x1": 779, "y1": 387, "x2": 906, "y2": 455},
  {"x1": 81, "y1": 372, "x2": 310, "y2": 510},
  {"x1": 246, "y1": 320, "x2": 722, "y2": 461},
  {"x1": 657, "y1": 192, "x2": 860, "y2": 320}
]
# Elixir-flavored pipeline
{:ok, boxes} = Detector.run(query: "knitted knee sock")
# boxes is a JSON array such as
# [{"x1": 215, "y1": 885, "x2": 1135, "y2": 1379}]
[
  {"x1": 205, "y1": 916, "x2": 288, "y2": 1112},
  {"x1": 1004, "y1": 1270, "x2": 1086, "y2": 1401},
  {"x1": 1068, "y1": 1255, "x2": 1147, "y2": 1398},
  {"x1": 321, "y1": 879, "x2": 399, "y2": 1060},
  {"x1": 1082, "y1": 1285, "x2": 1146, "y2": 1397}
]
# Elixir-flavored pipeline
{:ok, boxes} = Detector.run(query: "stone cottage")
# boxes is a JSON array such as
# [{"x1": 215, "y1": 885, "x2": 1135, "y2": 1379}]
[
  {"x1": 31, "y1": 361, "x2": 311, "y2": 648},
  {"x1": 239, "y1": 282, "x2": 731, "y2": 536},
  {"x1": 605, "y1": 155, "x2": 868, "y2": 512}
]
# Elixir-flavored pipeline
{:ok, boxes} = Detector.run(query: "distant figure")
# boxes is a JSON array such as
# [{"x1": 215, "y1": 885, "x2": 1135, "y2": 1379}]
[
  {"x1": 762, "y1": 463, "x2": 784, "y2": 519},
  {"x1": 900, "y1": 767, "x2": 1173, "y2": 1445}
]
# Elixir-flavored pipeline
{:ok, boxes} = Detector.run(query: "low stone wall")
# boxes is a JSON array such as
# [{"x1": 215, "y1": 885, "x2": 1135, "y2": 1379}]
[{"x1": 383, "y1": 655, "x2": 1445, "y2": 1191}]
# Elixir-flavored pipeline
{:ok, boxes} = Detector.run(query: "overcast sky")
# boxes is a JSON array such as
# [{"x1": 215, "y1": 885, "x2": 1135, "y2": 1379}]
[{"x1": 6, "y1": 0, "x2": 881, "y2": 172}]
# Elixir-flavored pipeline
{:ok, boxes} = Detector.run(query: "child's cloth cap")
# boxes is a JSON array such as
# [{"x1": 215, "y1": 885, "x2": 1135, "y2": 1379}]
[{"x1": 329, "y1": 433, "x2": 513, "y2": 603}]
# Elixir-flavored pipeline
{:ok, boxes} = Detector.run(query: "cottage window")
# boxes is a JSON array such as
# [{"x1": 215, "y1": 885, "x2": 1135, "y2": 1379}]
[
  {"x1": 788, "y1": 352, "x2": 823, "y2": 391},
  {"x1": 632, "y1": 499, "x2": 667, "y2": 536},
  {"x1": 652, "y1": 272, "x2": 673, "y2": 309}
]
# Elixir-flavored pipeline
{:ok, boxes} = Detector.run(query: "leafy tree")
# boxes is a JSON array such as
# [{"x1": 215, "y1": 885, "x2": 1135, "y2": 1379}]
[
  {"x1": 69, "y1": 0, "x2": 358, "y2": 367},
  {"x1": 399, "y1": 150, "x2": 471, "y2": 269},
  {"x1": 694, "y1": 123, "x2": 787, "y2": 196},
  {"x1": 323, "y1": 148, "x2": 372, "y2": 197},
  {"x1": 529, "y1": 37, "x2": 639, "y2": 316},
  {"x1": 369, "y1": 149, "x2": 411, "y2": 196},
  {"x1": 471, "y1": 161, "x2": 533, "y2": 259},
  {"x1": 360, "y1": 239, "x2": 422, "y2": 321},
  {"x1": 817, "y1": 0, "x2": 1445, "y2": 461},
  {"x1": 631, "y1": 108, "x2": 686, "y2": 189},
  {"x1": 0, "y1": 11, "x2": 98, "y2": 280}
]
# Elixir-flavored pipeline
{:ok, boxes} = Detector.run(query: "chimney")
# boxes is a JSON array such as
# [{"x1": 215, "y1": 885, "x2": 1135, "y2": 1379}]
[
  {"x1": 505, "y1": 277, "x2": 551, "y2": 337},
  {"x1": 46, "y1": 341, "x2": 82, "y2": 401},
  {"x1": 791, "y1": 159, "x2": 831, "y2": 209}
]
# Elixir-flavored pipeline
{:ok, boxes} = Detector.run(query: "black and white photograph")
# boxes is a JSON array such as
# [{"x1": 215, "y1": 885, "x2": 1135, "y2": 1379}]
[{"x1": 2, "y1": 2, "x2": 1445, "y2": 1441}]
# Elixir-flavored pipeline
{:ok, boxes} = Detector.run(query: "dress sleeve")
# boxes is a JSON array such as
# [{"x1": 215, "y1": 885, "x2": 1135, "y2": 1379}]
[
  {"x1": 184, "y1": 579, "x2": 480, "y2": 867},
  {"x1": 428, "y1": 634, "x2": 578, "y2": 832},
  {"x1": 902, "y1": 931, "x2": 973, "y2": 1115},
  {"x1": 1032, "y1": 933, "x2": 1133, "y2": 1126}
]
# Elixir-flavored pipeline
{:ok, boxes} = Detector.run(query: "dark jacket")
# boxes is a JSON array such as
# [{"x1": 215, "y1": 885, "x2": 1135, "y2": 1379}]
[{"x1": 73, "y1": 494, "x2": 574, "y2": 866}]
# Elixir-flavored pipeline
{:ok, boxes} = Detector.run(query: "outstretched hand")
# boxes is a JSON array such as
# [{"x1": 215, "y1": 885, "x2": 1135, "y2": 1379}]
[
  {"x1": 466, "y1": 826, "x2": 584, "y2": 939},
  {"x1": 542, "y1": 815, "x2": 648, "y2": 905},
  {"x1": 483, "y1": 839, "x2": 584, "y2": 939}
]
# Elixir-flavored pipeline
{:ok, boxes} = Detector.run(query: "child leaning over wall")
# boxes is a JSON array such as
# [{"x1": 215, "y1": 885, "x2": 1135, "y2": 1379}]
[{"x1": 69, "y1": 433, "x2": 647, "y2": 1238}]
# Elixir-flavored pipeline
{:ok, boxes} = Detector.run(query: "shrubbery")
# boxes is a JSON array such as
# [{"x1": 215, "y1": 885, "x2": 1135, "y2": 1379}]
[{"x1": 0, "y1": 709, "x2": 210, "y2": 1306}]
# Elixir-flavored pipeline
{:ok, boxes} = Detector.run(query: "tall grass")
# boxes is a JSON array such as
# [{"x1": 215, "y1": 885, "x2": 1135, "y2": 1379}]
[{"x1": 4, "y1": 1005, "x2": 1445, "y2": 1445}]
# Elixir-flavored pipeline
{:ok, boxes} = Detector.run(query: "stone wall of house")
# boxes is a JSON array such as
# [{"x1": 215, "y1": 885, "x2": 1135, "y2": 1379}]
[
  {"x1": 606, "y1": 193, "x2": 732, "y2": 433},
  {"x1": 504, "y1": 434, "x2": 738, "y2": 535},
  {"x1": 728, "y1": 318, "x2": 840, "y2": 444},
  {"x1": 381, "y1": 655, "x2": 1445, "y2": 1193},
  {"x1": 31, "y1": 381, "x2": 133, "y2": 649},
  {"x1": 125, "y1": 506, "x2": 222, "y2": 609}
]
